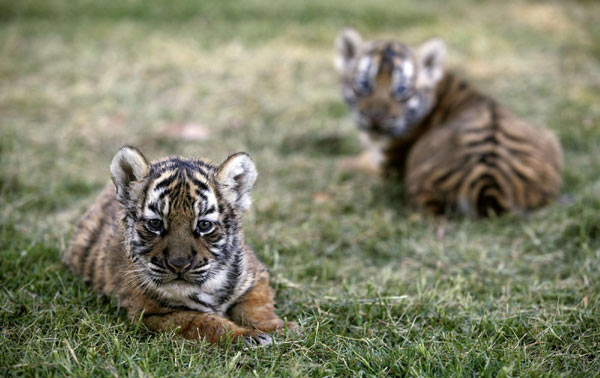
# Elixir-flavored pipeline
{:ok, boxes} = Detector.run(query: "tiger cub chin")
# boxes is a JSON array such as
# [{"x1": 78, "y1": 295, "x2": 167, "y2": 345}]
[
  {"x1": 64, "y1": 146, "x2": 296, "y2": 345},
  {"x1": 335, "y1": 28, "x2": 563, "y2": 216}
]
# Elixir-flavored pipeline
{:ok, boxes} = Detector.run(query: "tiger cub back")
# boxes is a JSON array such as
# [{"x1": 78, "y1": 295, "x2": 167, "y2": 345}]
[{"x1": 335, "y1": 28, "x2": 562, "y2": 216}]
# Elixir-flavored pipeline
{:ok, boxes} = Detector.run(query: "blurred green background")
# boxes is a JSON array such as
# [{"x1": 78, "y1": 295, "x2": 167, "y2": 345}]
[{"x1": 1, "y1": 0, "x2": 600, "y2": 375}]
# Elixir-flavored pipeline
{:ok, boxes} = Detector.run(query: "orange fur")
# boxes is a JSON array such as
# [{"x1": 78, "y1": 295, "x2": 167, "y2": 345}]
[
  {"x1": 65, "y1": 147, "x2": 296, "y2": 345},
  {"x1": 335, "y1": 29, "x2": 562, "y2": 216}
]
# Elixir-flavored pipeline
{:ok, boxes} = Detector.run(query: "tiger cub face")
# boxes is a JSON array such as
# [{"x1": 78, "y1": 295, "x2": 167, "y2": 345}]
[
  {"x1": 110, "y1": 146, "x2": 256, "y2": 293},
  {"x1": 335, "y1": 28, "x2": 446, "y2": 140}
]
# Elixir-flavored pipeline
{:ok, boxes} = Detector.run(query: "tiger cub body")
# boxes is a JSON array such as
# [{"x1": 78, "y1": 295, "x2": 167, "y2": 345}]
[
  {"x1": 335, "y1": 28, "x2": 562, "y2": 216},
  {"x1": 64, "y1": 146, "x2": 295, "y2": 345}
]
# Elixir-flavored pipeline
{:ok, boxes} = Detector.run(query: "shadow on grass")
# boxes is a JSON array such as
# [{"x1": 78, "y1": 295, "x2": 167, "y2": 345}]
[{"x1": 279, "y1": 132, "x2": 360, "y2": 157}]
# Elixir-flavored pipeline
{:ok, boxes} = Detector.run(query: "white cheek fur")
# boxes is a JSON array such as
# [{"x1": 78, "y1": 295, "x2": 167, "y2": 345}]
[{"x1": 407, "y1": 96, "x2": 420, "y2": 109}]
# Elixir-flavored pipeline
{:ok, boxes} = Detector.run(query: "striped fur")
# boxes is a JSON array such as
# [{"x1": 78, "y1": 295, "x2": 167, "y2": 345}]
[
  {"x1": 335, "y1": 28, "x2": 563, "y2": 216},
  {"x1": 64, "y1": 146, "x2": 295, "y2": 344}
]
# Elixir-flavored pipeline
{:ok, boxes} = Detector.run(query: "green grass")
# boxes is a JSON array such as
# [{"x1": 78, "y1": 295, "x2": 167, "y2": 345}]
[{"x1": 2, "y1": 0, "x2": 600, "y2": 375}]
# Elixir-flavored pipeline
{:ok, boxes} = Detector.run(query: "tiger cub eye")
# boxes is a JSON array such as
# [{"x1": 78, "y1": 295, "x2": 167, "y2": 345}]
[
  {"x1": 354, "y1": 77, "x2": 372, "y2": 96},
  {"x1": 391, "y1": 84, "x2": 412, "y2": 101},
  {"x1": 147, "y1": 219, "x2": 163, "y2": 232},
  {"x1": 196, "y1": 220, "x2": 214, "y2": 234}
]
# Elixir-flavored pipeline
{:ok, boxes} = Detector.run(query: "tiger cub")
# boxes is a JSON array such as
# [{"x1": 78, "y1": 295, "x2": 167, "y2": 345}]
[
  {"x1": 335, "y1": 28, "x2": 563, "y2": 216},
  {"x1": 64, "y1": 146, "x2": 296, "y2": 345}
]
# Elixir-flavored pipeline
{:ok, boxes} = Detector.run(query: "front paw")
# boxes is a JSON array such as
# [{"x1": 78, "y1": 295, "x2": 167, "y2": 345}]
[
  {"x1": 244, "y1": 333, "x2": 273, "y2": 347},
  {"x1": 251, "y1": 318, "x2": 299, "y2": 334},
  {"x1": 264, "y1": 319, "x2": 300, "y2": 336},
  {"x1": 339, "y1": 155, "x2": 382, "y2": 177},
  {"x1": 339, "y1": 156, "x2": 363, "y2": 170},
  {"x1": 283, "y1": 320, "x2": 299, "y2": 334}
]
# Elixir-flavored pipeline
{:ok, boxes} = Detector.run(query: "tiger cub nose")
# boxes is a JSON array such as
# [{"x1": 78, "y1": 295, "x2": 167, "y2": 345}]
[
  {"x1": 166, "y1": 257, "x2": 193, "y2": 273},
  {"x1": 365, "y1": 104, "x2": 389, "y2": 122}
]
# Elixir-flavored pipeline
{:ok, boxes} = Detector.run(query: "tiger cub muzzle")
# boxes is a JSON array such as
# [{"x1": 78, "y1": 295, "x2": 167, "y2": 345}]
[{"x1": 142, "y1": 217, "x2": 216, "y2": 286}]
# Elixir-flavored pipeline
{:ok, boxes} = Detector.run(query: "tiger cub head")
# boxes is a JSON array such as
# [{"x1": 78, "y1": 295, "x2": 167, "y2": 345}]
[
  {"x1": 110, "y1": 146, "x2": 257, "y2": 289},
  {"x1": 335, "y1": 28, "x2": 446, "y2": 139}
]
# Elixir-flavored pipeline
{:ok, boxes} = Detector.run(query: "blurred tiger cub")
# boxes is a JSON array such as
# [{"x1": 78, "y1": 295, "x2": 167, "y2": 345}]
[
  {"x1": 335, "y1": 28, "x2": 563, "y2": 216},
  {"x1": 64, "y1": 146, "x2": 296, "y2": 345}
]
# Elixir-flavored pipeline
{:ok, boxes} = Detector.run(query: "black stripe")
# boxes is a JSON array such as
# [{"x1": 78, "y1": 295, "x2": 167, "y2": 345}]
[
  {"x1": 188, "y1": 295, "x2": 218, "y2": 312},
  {"x1": 147, "y1": 202, "x2": 161, "y2": 215},
  {"x1": 154, "y1": 173, "x2": 178, "y2": 190},
  {"x1": 193, "y1": 275, "x2": 210, "y2": 287},
  {"x1": 195, "y1": 190, "x2": 208, "y2": 201},
  {"x1": 476, "y1": 187, "x2": 506, "y2": 216},
  {"x1": 154, "y1": 300, "x2": 196, "y2": 311},
  {"x1": 464, "y1": 135, "x2": 498, "y2": 147},
  {"x1": 149, "y1": 267, "x2": 166, "y2": 274},
  {"x1": 169, "y1": 178, "x2": 184, "y2": 200},
  {"x1": 189, "y1": 176, "x2": 209, "y2": 191},
  {"x1": 157, "y1": 190, "x2": 170, "y2": 201},
  {"x1": 504, "y1": 160, "x2": 533, "y2": 184},
  {"x1": 469, "y1": 173, "x2": 498, "y2": 190},
  {"x1": 430, "y1": 155, "x2": 473, "y2": 188},
  {"x1": 480, "y1": 162, "x2": 516, "y2": 198},
  {"x1": 478, "y1": 152, "x2": 499, "y2": 164},
  {"x1": 499, "y1": 130, "x2": 531, "y2": 144},
  {"x1": 217, "y1": 252, "x2": 243, "y2": 305},
  {"x1": 150, "y1": 256, "x2": 166, "y2": 268},
  {"x1": 504, "y1": 147, "x2": 532, "y2": 159},
  {"x1": 132, "y1": 241, "x2": 152, "y2": 255}
]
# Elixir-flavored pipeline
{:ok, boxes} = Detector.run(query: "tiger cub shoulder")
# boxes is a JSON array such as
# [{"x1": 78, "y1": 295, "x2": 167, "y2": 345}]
[
  {"x1": 334, "y1": 28, "x2": 562, "y2": 216},
  {"x1": 64, "y1": 146, "x2": 296, "y2": 345}
]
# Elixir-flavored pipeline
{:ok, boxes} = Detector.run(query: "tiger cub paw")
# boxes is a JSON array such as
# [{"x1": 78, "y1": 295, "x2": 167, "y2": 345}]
[
  {"x1": 252, "y1": 318, "x2": 299, "y2": 335},
  {"x1": 339, "y1": 155, "x2": 382, "y2": 177},
  {"x1": 283, "y1": 320, "x2": 300, "y2": 334},
  {"x1": 243, "y1": 333, "x2": 273, "y2": 347}
]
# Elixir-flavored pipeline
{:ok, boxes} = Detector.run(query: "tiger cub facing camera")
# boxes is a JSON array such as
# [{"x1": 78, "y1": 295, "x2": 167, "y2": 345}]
[
  {"x1": 335, "y1": 28, "x2": 563, "y2": 216},
  {"x1": 64, "y1": 146, "x2": 296, "y2": 345}
]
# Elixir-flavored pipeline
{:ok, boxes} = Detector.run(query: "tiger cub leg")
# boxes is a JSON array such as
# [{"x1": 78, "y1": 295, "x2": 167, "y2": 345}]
[
  {"x1": 229, "y1": 278, "x2": 298, "y2": 334},
  {"x1": 140, "y1": 310, "x2": 268, "y2": 345},
  {"x1": 339, "y1": 148, "x2": 384, "y2": 177},
  {"x1": 340, "y1": 132, "x2": 388, "y2": 177},
  {"x1": 340, "y1": 152, "x2": 382, "y2": 177}
]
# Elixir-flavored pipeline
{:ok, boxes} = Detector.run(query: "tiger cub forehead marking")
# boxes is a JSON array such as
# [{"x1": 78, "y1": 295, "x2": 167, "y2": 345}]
[
  {"x1": 365, "y1": 42, "x2": 415, "y2": 75},
  {"x1": 353, "y1": 41, "x2": 418, "y2": 96},
  {"x1": 143, "y1": 159, "x2": 220, "y2": 223}
]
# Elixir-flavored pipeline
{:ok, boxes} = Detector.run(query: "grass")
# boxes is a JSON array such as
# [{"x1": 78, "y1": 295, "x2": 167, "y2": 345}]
[{"x1": 1, "y1": 0, "x2": 600, "y2": 375}]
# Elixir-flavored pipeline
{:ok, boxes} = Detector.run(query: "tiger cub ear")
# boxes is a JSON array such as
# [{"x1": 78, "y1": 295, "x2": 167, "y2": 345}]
[
  {"x1": 416, "y1": 37, "x2": 446, "y2": 86},
  {"x1": 216, "y1": 153, "x2": 257, "y2": 212},
  {"x1": 110, "y1": 146, "x2": 150, "y2": 197},
  {"x1": 335, "y1": 27, "x2": 363, "y2": 73}
]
